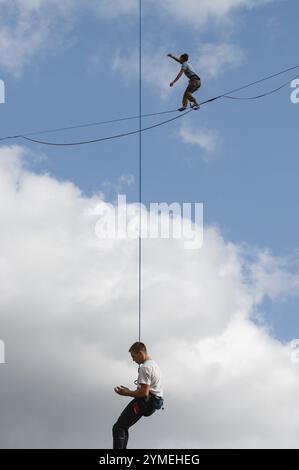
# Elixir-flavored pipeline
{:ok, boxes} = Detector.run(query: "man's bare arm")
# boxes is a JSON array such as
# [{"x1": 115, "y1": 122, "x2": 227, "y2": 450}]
[
  {"x1": 170, "y1": 69, "x2": 184, "y2": 87},
  {"x1": 127, "y1": 384, "x2": 150, "y2": 398},
  {"x1": 167, "y1": 53, "x2": 181, "y2": 63},
  {"x1": 114, "y1": 384, "x2": 150, "y2": 398}
]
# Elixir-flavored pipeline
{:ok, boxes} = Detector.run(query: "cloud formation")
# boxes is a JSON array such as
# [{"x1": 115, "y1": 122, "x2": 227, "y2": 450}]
[
  {"x1": 178, "y1": 121, "x2": 222, "y2": 160},
  {"x1": 197, "y1": 43, "x2": 245, "y2": 79},
  {"x1": 0, "y1": 0, "x2": 77, "y2": 76},
  {"x1": 0, "y1": 144, "x2": 299, "y2": 448},
  {"x1": 152, "y1": 0, "x2": 273, "y2": 29},
  {"x1": 112, "y1": 47, "x2": 177, "y2": 100},
  {"x1": 0, "y1": 0, "x2": 272, "y2": 76}
]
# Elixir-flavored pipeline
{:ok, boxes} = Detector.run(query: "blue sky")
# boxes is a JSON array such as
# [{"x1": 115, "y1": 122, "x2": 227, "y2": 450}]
[
  {"x1": 1, "y1": 1, "x2": 298, "y2": 246},
  {"x1": 2, "y1": 0, "x2": 297, "y2": 340},
  {"x1": 1, "y1": 4, "x2": 299, "y2": 324},
  {"x1": 1, "y1": 0, "x2": 299, "y2": 448}
]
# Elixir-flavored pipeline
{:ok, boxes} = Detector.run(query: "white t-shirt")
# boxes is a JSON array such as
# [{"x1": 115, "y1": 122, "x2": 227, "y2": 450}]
[
  {"x1": 138, "y1": 359, "x2": 163, "y2": 398},
  {"x1": 181, "y1": 61, "x2": 199, "y2": 79}
]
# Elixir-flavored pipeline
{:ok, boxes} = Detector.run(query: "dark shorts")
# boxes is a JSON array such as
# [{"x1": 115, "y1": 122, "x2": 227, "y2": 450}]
[{"x1": 186, "y1": 76, "x2": 201, "y2": 94}]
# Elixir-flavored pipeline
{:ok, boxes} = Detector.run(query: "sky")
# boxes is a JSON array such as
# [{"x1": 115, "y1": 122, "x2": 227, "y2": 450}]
[{"x1": 1, "y1": 0, "x2": 299, "y2": 449}]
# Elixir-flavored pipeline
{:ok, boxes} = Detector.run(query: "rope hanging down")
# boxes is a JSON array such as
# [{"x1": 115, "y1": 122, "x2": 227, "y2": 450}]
[
  {"x1": 138, "y1": 0, "x2": 142, "y2": 343},
  {"x1": 0, "y1": 65, "x2": 298, "y2": 146}
]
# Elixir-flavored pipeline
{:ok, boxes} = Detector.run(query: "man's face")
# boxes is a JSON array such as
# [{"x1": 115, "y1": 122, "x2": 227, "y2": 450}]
[{"x1": 130, "y1": 351, "x2": 142, "y2": 364}]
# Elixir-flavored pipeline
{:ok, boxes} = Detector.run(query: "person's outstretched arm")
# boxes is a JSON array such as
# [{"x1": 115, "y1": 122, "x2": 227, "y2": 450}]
[
  {"x1": 170, "y1": 69, "x2": 184, "y2": 87},
  {"x1": 167, "y1": 53, "x2": 181, "y2": 63}
]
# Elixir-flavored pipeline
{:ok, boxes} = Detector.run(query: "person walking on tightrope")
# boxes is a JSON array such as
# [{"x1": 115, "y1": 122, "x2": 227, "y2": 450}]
[
  {"x1": 168, "y1": 53, "x2": 201, "y2": 111},
  {"x1": 113, "y1": 342, "x2": 164, "y2": 449}
]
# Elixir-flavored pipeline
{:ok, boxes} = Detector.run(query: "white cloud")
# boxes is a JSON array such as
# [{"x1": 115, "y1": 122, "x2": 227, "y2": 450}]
[
  {"x1": 88, "y1": 0, "x2": 273, "y2": 28},
  {"x1": 197, "y1": 43, "x2": 245, "y2": 79},
  {"x1": 0, "y1": 0, "x2": 78, "y2": 77},
  {"x1": 0, "y1": 0, "x2": 273, "y2": 77},
  {"x1": 101, "y1": 173, "x2": 135, "y2": 197},
  {"x1": 179, "y1": 121, "x2": 222, "y2": 159},
  {"x1": 0, "y1": 0, "x2": 141, "y2": 76},
  {"x1": 118, "y1": 173, "x2": 135, "y2": 187},
  {"x1": 149, "y1": 0, "x2": 273, "y2": 29},
  {"x1": 112, "y1": 48, "x2": 176, "y2": 101},
  {"x1": 240, "y1": 247, "x2": 299, "y2": 304},
  {"x1": 1, "y1": 144, "x2": 299, "y2": 448}
]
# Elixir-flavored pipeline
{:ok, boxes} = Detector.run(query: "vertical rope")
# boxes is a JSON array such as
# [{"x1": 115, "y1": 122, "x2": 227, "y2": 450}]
[{"x1": 138, "y1": 0, "x2": 142, "y2": 343}]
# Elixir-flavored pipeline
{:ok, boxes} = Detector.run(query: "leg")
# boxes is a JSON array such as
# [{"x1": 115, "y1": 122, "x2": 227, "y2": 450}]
[
  {"x1": 123, "y1": 428, "x2": 129, "y2": 449},
  {"x1": 178, "y1": 88, "x2": 190, "y2": 111},
  {"x1": 112, "y1": 399, "x2": 143, "y2": 449},
  {"x1": 186, "y1": 78, "x2": 201, "y2": 107},
  {"x1": 182, "y1": 87, "x2": 190, "y2": 109}
]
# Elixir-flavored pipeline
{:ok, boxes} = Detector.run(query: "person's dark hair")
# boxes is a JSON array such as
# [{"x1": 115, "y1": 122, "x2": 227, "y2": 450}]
[
  {"x1": 129, "y1": 342, "x2": 147, "y2": 354},
  {"x1": 180, "y1": 53, "x2": 189, "y2": 62}
]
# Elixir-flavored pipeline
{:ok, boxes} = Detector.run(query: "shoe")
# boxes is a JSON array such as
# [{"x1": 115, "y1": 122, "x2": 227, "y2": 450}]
[
  {"x1": 178, "y1": 106, "x2": 187, "y2": 112},
  {"x1": 191, "y1": 103, "x2": 200, "y2": 110}
]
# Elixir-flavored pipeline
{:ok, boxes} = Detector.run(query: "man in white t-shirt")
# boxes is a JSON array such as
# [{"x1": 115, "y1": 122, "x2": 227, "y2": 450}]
[
  {"x1": 168, "y1": 52, "x2": 201, "y2": 111},
  {"x1": 113, "y1": 342, "x2": 164, "y2": 449}
]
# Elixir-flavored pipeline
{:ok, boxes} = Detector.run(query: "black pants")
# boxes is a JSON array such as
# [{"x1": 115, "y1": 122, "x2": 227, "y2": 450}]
[{"x1": 112, "y1": 395, "x2": 163, "y2": 449}]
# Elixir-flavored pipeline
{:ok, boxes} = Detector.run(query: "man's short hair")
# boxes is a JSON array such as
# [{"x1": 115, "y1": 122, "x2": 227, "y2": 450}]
[
  {"x1": 129, "y1": 342, "x2": 147, "y2": 354},
  {"x1": 180, "y1": 53, "x2": 189, "y2": 62}
]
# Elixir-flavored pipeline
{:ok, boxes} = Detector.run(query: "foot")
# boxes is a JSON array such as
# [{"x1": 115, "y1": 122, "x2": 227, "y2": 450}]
[
  {"x1": 178, "y1": 106, "x2": 187, "y2": 112},
  {"x1": 191, "y1": 103, "x2": 200, "y2": 109}
]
